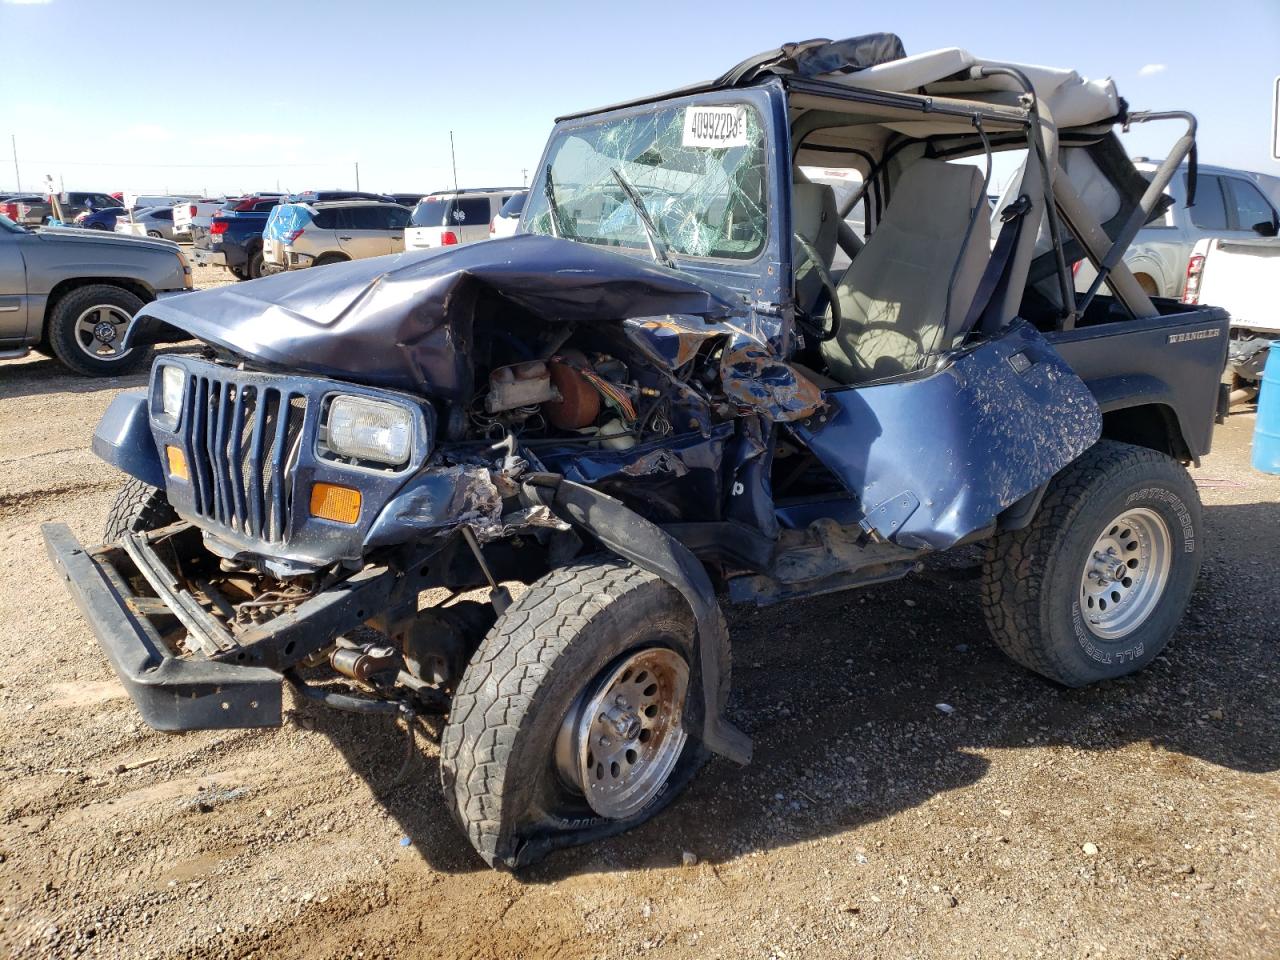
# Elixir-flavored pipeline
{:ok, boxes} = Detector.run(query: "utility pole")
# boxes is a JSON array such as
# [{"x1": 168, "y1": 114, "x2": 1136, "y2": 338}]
[
  {"x1": 450, "y1": 131, "x2": 460, "y2": 194},
  {"x1": 521, "y1": 167, "x2": 528, "y2": 187},
  {"x1": 354, "y1": 161, "x2": 360, "y2": 190},
  {"x1": 11, "y1": 134, "x2": 20, "y2": 193}
]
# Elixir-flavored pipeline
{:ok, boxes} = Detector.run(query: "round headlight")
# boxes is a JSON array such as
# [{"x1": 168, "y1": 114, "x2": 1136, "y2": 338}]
[
  {"x1": 160, "y1": 365, "x2": 186, "y2": 418},
  {"x1": 325, "y1": 396, "x2": 414, "y2": 466}
]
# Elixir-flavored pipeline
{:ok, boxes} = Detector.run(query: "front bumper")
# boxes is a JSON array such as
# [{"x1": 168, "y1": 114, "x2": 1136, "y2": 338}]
[{"x1": 42, "y1": 522, "x2": 283, "y2": 731}]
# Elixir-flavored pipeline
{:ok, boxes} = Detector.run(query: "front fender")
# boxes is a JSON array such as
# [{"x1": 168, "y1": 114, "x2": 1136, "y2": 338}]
[{"x1": 91, "y1": 391, "x2": 165, "y2": 489}]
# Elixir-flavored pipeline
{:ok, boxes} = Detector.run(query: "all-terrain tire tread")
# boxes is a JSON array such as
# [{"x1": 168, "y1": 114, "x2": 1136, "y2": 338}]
[
  {"x1": 103, "y1": 477, "x2": 177, "y2": 543},
  {"x1": 980, "y1": 439, "x2": 1193, "y2": 686},
  {"x1": 440, "y1": 560, "x2": 678, "y2": 866}
]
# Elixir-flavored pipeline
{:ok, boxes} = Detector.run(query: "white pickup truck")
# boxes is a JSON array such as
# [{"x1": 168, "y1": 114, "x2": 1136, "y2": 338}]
[
  {"x1": 1183, "y1": 235, "x2": 1279, "y2": 403},
  {"x1": 171, "y1": 198, "x2": 226, "y2": 242}
]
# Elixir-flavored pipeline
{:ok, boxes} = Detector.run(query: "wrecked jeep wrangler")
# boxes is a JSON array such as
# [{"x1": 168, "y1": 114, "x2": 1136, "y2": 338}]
[{"x1": 45, "y1": 36, "x2": 1230, "y2": 869}]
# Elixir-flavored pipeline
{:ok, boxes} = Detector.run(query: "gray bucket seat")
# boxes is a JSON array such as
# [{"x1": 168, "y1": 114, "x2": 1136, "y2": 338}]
[{"x1": 821, "y1": 158, "x2": 990, "y2": 383}]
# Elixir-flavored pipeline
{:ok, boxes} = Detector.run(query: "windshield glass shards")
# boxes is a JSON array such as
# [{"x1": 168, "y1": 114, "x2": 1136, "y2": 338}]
[{"x1": 524, "y1": 101, "x2": 768, "y2": 261}]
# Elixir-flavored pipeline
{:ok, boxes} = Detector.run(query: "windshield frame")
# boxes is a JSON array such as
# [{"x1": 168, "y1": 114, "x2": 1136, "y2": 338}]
[{"x1": 523, "y1": 84, "x2": 784, "y2": 275}]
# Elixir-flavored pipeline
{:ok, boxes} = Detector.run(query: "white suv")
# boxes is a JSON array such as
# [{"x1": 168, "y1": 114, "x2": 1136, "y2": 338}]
[{"x1": 405, "y1": 188, "x2": 522, "y2": 250}]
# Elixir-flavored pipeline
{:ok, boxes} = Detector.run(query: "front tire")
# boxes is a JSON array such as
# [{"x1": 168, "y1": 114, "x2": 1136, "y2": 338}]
[
  {"x1": 981, "y1": 440, "x2": 1202, "y2": 687},
  {"x1": 440, "y1": 559, "x2": 727, "y2": 870},
  {"x1": 104, "y1": 477, "x2": 177, "y2": 543},
  {"x1": 47, "y1": 284, "x2": 152, "y2": 377}
]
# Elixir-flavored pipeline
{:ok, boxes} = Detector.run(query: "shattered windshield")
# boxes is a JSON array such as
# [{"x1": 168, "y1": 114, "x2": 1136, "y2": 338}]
[{"x1": 524, "y1": 101, "x2": 768, "y2": 261}]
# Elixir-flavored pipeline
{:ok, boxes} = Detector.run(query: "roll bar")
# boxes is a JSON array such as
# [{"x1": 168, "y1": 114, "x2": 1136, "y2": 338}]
[{"x1": 1078, "y1": 111, "x2": 1198, "y2": 315}]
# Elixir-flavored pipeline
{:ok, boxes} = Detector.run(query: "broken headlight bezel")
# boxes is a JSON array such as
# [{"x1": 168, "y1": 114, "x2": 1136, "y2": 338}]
[{"x1": 149, "y1": 362, "x2": 186, "y2": 430}]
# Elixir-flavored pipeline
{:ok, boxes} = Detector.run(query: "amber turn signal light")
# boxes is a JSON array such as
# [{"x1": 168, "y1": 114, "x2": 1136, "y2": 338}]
[
  {"x1": 310, "y1": 483, "x2": 361, "y2": 524},
  {"x1": 165, "y1": 445, "x2": 188, "y2": 480}
]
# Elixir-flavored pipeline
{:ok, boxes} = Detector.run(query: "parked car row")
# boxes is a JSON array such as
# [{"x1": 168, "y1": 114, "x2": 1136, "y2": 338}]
[{"x1": 187, "y1": 187, "x2": 532, "y2": 282}]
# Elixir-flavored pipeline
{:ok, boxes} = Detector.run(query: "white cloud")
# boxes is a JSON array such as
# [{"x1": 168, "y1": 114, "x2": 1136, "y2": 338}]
[
  {"x1": 1138, "y1": 64, "x2": 1167, "y2": 77},
  {"x1": 2, "y1": 0, "x2": 54, "y2": 5}
]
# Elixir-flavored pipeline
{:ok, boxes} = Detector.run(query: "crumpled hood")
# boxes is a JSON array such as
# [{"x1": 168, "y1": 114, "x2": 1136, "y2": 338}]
[{"x1": 130, "y1": 234, "x2": 749, "y2": 399}]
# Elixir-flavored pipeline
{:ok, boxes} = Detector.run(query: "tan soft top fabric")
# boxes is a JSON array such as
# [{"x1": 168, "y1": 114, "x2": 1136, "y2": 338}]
[{"x1": 822, "y1": 47, "x2": 1120, "y2": 128}]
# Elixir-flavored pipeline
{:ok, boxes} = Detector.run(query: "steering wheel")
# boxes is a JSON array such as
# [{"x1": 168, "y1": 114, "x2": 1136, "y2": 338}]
[{"x1": 793, "y1": 231, "x2": 842, "y2": 342}]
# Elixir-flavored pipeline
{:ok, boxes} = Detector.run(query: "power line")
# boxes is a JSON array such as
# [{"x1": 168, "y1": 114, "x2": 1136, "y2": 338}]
[{"x1": 24, "y1": 159, "x2": 337, "y2": 169}]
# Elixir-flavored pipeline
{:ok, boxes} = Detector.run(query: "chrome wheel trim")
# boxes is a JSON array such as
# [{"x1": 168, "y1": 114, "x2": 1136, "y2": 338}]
[
  {"x1": 554, "y1": 646, "x2": 689, "y2": 820},
  {"x1": 1079, "y1": 507, "x2": 1173, "y2": 640},
  {"x1": 73, "y1": 304, "x2": 133, "y2": 361}
]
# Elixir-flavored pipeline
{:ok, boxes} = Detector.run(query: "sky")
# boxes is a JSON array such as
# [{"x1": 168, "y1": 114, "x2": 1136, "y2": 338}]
[{"x1": 2, "y1": 0, "x2": 1278, "y2": 197}]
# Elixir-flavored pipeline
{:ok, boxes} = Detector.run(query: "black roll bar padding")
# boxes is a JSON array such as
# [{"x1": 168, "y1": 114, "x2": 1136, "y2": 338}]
[
  {"x1": 519, "y1": 473, "x2": 753, "y2": 766},
  {"x1": 1080, "y1": 110, "x2": 1197, "y2": 315},
  {"x1": 970, "y1": 64, "x2": 1077, "y2": 329}
]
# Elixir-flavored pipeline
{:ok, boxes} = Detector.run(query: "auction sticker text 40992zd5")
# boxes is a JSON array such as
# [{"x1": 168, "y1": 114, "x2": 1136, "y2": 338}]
[{"x1": 683, "y1": 106, "x2": 749, "y2": 148}]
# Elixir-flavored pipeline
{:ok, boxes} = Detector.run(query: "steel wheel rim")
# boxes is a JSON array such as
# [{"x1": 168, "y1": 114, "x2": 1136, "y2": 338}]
[
  {"x1": 1078, "y1": 507, "x2": 1172, "y2": 640},
  {"x1": 73, "y1": 304, "x2": 133, "y2": 360},
  {"x1": 555, "y1": 647, "x2": 689, "y2": 820}
]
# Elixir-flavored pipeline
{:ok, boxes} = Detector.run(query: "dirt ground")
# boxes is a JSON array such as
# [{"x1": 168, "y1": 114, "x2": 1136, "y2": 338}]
[{"x1": 1, "y1": 269, "x2": 1277, "y2": 959}]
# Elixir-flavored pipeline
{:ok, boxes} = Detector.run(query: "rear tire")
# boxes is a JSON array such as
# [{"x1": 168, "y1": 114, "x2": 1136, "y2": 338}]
[
  {"x1": 246, "y1": 249, "x2": 265, "y2": 279},
  {"x1": 440, "y1": 559, "x2": 728, "y2": 870},
  {"x1": 146, "y1": 230, "x2": 163, "y2": 239},
  {"x1": 47, "y1": 284, "x2": 152, "y2": 377},
  {"x1": 313, "y1": 252, "x2": 350, "y2": 267},
  {"x1": 104, "y1": 477, "x2": 177, "y2": 543},
  {"x1": 981, "y1": 440, "x2": 1202, "y2": 687}
]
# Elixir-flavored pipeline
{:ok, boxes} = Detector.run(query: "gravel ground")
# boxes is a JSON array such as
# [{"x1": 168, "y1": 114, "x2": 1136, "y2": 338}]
[{"x1": 1, "y1": 267, "x2": 1277, "y2": 958}]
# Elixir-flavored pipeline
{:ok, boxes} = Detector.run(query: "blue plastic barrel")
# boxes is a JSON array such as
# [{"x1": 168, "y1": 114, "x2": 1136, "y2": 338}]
[{"x1": 1253, "y1": 344, "x2": 1280, "y2": 475}]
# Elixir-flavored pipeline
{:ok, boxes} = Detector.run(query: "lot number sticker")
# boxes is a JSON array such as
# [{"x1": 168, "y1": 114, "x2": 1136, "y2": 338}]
[{"x1": 683, "y1": 106, "x2": 748, "y2": 149}]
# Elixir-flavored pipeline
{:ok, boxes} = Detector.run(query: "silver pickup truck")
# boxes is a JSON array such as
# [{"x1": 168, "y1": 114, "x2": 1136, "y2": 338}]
[{"x1": 0, "y1": 215, "x2": 192, "y2": 376}]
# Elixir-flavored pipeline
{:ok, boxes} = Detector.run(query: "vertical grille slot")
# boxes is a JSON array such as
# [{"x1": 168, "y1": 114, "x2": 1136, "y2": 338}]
[{"x1": 182, "y1": 371, "x2": 307, "y2": 544}]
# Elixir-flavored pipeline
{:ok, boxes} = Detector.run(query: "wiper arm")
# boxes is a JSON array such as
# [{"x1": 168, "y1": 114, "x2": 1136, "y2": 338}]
[
  {"x1": 543, "y1": 163, "x2": 569, "y2": 239},
  {"x1": 610, "y1": 167, "x2": 674, "y2": 269}
]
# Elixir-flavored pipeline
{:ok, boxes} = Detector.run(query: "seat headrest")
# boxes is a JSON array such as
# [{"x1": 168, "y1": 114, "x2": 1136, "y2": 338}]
[
  {"x1": 792, "y1": 182, "x2": 837, "y2": 244},
  {"x1": 886, "y1": 158, "x2": 984, "y2": 233}
]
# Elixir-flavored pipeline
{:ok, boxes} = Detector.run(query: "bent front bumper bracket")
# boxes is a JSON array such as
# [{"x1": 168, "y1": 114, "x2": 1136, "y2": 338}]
[{"x1": 42, "y1": 522, "x2": 282, "y2": 731}]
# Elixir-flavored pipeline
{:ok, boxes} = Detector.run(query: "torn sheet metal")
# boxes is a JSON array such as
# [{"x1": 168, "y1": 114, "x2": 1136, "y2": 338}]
[
  {"x1": 720, "y1": 342, "x2": 825, "y2": 422},
  {"x1": 127, "y1": 235, "x2": 750, "y2": 401},
  {"x1": 363, "y1": 465, "x2": 502, "y2": 548},
  {"x1": 791, "y1": 323, "x2": 1101, "y2": 550},
  {"x1": 621, "y1": 314, "x2": 823, "y2": 423},
  {"x1": 364, "y1": 464, "x2": 569, "y2": 549},
  {"x1": 623, "y1": 315, "x2": 725, "y2": 370}
]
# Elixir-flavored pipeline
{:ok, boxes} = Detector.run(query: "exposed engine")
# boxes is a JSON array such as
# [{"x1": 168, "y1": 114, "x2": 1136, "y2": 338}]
[{"x1": 466, "y1": 324, "x2": 720, "y2": 450}]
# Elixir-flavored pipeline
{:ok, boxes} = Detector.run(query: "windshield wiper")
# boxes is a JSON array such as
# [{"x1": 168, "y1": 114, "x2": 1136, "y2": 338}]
[
  {"x1": 543, "y1": 164, "x2": 569, "y2": 239},
  {"x1": 610, "y1": 167, "x2": 675, "y2": 269}
]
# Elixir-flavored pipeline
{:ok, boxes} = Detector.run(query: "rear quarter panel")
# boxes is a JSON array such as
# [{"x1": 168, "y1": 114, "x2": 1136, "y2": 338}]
[{"x1": 1047, "y1": 306, "x2": 1229, "y2": 460}]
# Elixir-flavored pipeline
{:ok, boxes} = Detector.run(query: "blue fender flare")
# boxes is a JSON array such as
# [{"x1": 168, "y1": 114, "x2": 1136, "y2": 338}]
[{"x1": 91, "y1": 391, "x2": 165, "y2": 490}]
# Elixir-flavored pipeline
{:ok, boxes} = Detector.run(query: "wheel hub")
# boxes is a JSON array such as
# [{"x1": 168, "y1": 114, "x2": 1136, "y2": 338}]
[
  {"x1": 554, "y1": 647, "x2": 690, "y2": 820},
  {"x1": 1078, "y1": 507, "x2": 1173, "y2": 640},
  {"x1": 74, "y1": 304, "x2": 131, "y2": 359}
]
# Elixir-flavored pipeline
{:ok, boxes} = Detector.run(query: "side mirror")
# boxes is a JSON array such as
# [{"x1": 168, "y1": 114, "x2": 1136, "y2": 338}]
[{"x1": 1251, "y1": 220, "x2": 1278, "y2": 238}]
